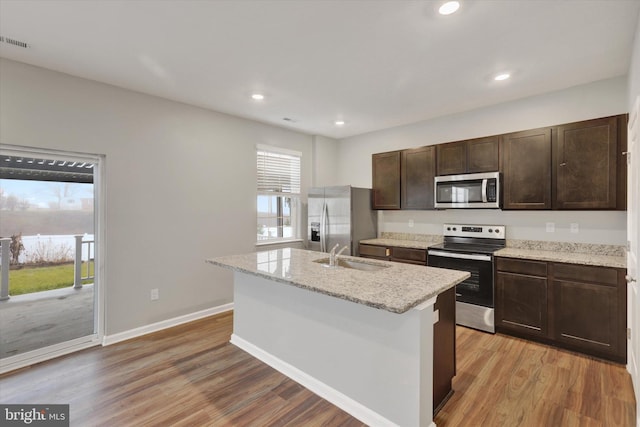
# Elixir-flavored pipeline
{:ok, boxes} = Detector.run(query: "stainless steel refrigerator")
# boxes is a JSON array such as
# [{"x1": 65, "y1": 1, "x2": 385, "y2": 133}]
[{"x1": 308, "y1": 186, "x2": 378, "y2": 256}]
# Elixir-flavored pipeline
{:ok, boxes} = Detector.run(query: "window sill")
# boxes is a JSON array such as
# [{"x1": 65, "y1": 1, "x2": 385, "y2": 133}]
[{"x1": 255, "y1": 239, "x2": 304, "y2": 248}]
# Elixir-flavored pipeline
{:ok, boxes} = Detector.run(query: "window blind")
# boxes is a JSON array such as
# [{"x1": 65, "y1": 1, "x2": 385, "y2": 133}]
[{"x1": 257, "y1": 149, "x2": 301, "y2": 194}]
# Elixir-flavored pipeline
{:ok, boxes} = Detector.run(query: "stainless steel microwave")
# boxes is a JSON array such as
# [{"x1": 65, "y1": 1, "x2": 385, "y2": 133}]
[{"x1": 434, "y1": 172, "x2": 501, "y2": 209}]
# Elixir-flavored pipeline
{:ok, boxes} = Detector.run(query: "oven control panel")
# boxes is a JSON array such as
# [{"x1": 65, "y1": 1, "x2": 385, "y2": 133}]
[{"x1": 443, "y1": 224, "x2": 505, "y2": 239}]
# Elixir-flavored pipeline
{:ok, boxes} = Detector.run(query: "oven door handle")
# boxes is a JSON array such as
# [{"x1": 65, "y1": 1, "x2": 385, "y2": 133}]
[{"x1": 428, "y1": 250, "x2": 492, "y2": 262}]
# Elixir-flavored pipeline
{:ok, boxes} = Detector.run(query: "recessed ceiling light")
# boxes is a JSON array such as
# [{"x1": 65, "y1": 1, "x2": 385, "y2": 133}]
[
  {"x1": 494, "y1": 73, "x2": 511, "y2": 81},
  {"x1": 335, "y1": 120, "x2": 345, "y2": 126},
  {"x1": 439, "y1": 1, "x2": 460, "y2": 15},
  {"x1": 251, "y1": 93, "x2": 264, "y2": 100}
]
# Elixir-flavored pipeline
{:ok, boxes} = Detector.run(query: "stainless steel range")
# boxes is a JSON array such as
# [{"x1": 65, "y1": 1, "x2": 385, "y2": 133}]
[{"x1": 427, "y1": 224, "x2": 505, "y2": 333}]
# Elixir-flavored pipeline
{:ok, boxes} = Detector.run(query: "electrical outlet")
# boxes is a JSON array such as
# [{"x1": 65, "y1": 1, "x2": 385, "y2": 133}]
[
  {"x1": 570, "y1": 223, "x2": 579, "y2": 233},
  {"x1": 546, "y1": 222, "x2": 555, "y2": 233},
  {"x1": 408, "y1": 219, "x2": 414, "y2": 228},
  {"x1": 150, "y1": 288, "x2": 159, "y2": 301}
]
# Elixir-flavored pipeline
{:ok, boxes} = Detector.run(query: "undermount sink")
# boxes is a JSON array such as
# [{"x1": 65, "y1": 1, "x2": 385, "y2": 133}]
[{"x1": 313, "y1": 257, "x2": 389, "y2": 272}]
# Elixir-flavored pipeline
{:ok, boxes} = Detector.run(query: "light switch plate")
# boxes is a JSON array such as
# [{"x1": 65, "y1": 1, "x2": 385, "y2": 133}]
[
  {"x1": 408, "y1": 219, "x2": 414, "y2": 228},
  {"x1": 150, "y1": 288, "x2": 159, "y2": 301},
  {"x1": 546, "y1": 222, "x2": 555, "y2": 233},
  {"x1": 570, "y1": 223, "x2": 579, "y2": 233}
]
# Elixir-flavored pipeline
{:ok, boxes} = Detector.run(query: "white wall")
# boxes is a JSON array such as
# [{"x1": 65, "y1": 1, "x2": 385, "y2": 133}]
[
  {"x1": 338, "y1": 77, "x2": 629, "y2": 245},
  {"x1": 312, "y1": 135, "x2": 340, "y2": 187},
  {"x1": 0, "y1": 58, "x2": 313, "y2": 335},
  {"x1": 630, "y1": 10, "x2": 640, "y2": 112}
]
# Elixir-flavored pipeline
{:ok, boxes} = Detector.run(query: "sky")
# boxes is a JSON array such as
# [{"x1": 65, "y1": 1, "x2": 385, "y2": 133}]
[{"x1": 0, "y1": 179, "x2": 93, "y2": 208}]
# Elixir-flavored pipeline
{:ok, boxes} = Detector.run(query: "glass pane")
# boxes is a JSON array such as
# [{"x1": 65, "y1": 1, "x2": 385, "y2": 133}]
[{"x1": 256, "y1": 195, "x2": 298, "y2": 241}]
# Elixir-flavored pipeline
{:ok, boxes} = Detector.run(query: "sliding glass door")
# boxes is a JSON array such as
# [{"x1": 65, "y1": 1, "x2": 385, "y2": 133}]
[{"x1": 0, "y1": 145, "x2": 104, "y2": 373}]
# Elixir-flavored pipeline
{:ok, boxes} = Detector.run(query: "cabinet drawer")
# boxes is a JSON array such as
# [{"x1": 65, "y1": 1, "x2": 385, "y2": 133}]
[
  {"x1": 391, "y1": 247, "x2": 427, "y2": 264},
  {"x1": 496, "y1": 258, "x2": 547, "y2": 277},
  {"x1": 552, "y1": 263, "x2": 619, "y2": 286},
  {"x1": 359, "y1": 244, "x2": 389, "y2": 258}
]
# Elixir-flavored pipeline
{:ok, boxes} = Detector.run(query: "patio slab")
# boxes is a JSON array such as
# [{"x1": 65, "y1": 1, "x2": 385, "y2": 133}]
[{"x1": 0, "y1": 284, "x2": 94, "y2": 359}]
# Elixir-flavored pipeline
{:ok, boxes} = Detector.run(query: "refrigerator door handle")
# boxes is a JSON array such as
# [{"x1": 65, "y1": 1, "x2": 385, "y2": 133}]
[{"x1": 320, "y1": 201, "x2": 327, "y2": 252}]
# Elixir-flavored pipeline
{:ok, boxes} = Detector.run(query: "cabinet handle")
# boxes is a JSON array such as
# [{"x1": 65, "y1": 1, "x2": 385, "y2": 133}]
[
  {"x1": 622, "y1": 151, "x2": 629, "y2": 156},
  {"x1": 559, "y1": 162, "x2": 567, "y2": 167},
  {"x1": 627, "y1": 275, "x2": 637, "y2": 283}
]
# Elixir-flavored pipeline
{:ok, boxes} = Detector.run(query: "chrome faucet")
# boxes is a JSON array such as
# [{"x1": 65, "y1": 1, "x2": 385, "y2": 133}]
[
  {"x1": 329, "y1": 243, "x2": 340, "y2": 267},
  {"x1": 329, "y1": 244, "x2": 349, "y2": 267}
]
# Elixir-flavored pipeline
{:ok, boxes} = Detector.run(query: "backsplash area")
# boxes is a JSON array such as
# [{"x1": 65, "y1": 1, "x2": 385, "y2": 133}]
[{"x1": 378, "y1": 209, "x2": 627, "y2": 246}]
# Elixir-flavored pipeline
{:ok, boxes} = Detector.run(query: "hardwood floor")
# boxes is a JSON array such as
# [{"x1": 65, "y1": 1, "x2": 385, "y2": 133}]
[
  {"x1": 438, "y1": 327, "x2": 636, "y2": 426},
  {"x1": 0, "y1": 311, "x2": 635, "y2": 426}
]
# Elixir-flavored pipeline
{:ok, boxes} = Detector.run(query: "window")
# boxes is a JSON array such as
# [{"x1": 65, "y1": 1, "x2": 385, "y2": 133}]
[{"x1": 256, "y1": 146, "x2": 301, "y2": 242}]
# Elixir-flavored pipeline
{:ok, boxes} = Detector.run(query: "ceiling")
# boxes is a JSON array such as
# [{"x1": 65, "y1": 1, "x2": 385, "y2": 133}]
[{"x1": 0, "y1": 1, "x2": 639, "y2": 139}]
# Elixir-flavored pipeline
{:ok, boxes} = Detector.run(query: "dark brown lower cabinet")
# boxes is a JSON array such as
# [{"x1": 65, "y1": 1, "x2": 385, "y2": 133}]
[
  {"x1": 358, "y1": 243, "x2": 455, "y2": 414},
  {"x1": 432, "y1": 286, "x2": 456, "y2": 415},
  {"x1": 358, "y1": 243, "x2": 389, "y2": 260},
  {"x1": 496, "y1": 257, "x2": 626, "y2": 363},
  {"x1": 551, "y1": 263, "x2": 626, "y2": 362},
  {"x1": 495, "y1": 258, "x2": 548, "y2": 338},
  {"x1": 390, "y1": 246, "x2": 427, "y2": 265}
]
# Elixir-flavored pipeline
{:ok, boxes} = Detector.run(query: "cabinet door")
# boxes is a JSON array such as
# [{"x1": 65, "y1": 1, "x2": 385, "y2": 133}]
[
  {"x1": 552, "y1": 279, "x2": 621, "y2": 358},
  {"x1": 372, "y1": 151, "x2": 401, "y2": 209},
  {"x1": 436, "y1": 141, "x2": 466, "y2": 176},
  {"x1": 496, "y1": 271, "x2": 548, "y2": 338},
  {"x1": 467, "y1": 136, "x2": 500, "y2": 173},
  {"x1": 501, "y1": 128, "x2": 552, "y2": 209},
  {"x1": 550, "y1": 263, "x2": 626, "y2": 362},
  {"x1": 554, "y1": 116, "x2": 618, "y2": 209},
  {"x1": 401, "y1": 146, "x2": 435, "y2": 209}
]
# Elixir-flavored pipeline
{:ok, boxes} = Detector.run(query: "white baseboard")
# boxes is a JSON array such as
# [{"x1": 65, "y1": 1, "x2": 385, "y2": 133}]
[
  {"x1": 103, "y1": 303, "x2": 233, "y2": 346},
  {"x1": 230, "y1": 333, "x2": 425, "y2": 427},
  {"x1": 0, "y1": 335, "x2": 101, "y2": 375}
]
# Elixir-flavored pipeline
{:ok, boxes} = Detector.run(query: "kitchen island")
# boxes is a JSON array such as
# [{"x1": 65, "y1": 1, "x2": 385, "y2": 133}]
[{"x1": 207, "y1": 248, "x2": 469, "y2": 427}]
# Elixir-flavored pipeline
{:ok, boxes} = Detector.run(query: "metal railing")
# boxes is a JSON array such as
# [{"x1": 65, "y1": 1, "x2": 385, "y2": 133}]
[{"x1": 0, "y1": 235, "x2": 94, "y2": 301}]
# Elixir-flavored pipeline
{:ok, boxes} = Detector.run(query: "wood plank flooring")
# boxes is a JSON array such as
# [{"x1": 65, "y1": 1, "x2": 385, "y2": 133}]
[{"x1": 0, "y1": 311, "x2": 635, "y2": 426}]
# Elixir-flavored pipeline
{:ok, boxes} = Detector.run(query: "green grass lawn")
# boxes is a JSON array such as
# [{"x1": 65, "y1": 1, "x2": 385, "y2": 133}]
[{"x1": 8, "y1": 262, "x2": 94, "y2": 296}]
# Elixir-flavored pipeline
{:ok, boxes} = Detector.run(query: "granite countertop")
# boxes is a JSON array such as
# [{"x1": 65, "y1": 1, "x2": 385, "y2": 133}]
[
  {"x1": 206, "y1": 248, "x2": 469, "y2": 314},
  {"x1": 360, "y1": 233, "x2": 627, "y2": 269},
  {"x1": 495, "y1": 247, "x2": 627, "y2": 269},
  {"x1": 360, "y1": 233, "x2": 443, "y2": 250}
]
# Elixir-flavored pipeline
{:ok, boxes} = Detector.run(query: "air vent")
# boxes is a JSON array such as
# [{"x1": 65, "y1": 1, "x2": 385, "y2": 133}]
[{"x1": 0, "y1": 36, "x2": 30, "y2": 49}]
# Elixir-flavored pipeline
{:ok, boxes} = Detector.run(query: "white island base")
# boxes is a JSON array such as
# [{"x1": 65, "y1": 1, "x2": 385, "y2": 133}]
[{"x1": 231, "y1": 271, "x2": 437, "y2": 427}]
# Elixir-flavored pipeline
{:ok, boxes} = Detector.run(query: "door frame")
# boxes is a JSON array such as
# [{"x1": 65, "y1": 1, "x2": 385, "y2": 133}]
[
  {"x1": 626, "y1": 96, "x2": 640, "y2": 426},
  {"x1": 0, "y1": 144, "x2": 105, "y2": 374}
]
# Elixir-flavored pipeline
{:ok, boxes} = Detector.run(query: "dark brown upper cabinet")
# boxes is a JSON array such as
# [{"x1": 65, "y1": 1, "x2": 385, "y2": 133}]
[
  {"x1": 372, "y1": 114, "x2": 627, "y2": 212},
  {"x1": 401, "y1": 146, "x2": 435, "y2": 210},
  {"x1": 501, "y1": 128, "x2": 552, "y2": 210},
  {"x1": 553, "y1": 115, "x2": 624, "y2": 210},
  {"x1": 436, "y1": 136, "x2": 500, "y2": 176},
  {"x1": 436, "y1": 141, "x2": 466, "y2": 176},
  {"x1": 372, "y1": 146, "x2": 436, "y2": 210},
  {"x1": 372, "y1": 150, "x2": 401, "y2": 209}
]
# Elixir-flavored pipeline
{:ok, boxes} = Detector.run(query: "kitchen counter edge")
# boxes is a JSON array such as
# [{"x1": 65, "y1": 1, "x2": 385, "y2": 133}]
[{"x1": 206, "y1": 248, "x2": 470, "y2": 314}]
